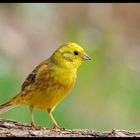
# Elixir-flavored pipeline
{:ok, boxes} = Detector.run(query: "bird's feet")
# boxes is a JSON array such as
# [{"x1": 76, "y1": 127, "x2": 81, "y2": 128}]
[
  {"x1": 52, "y1": 124, "x2": 65, "y2": 131},
  {"x1": 31, "y1": 122, "x2": 43, "y2": 130}
]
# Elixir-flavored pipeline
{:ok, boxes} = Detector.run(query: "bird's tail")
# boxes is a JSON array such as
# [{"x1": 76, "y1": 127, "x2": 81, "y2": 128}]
[
  {"x1": 0, "y1": 101, "x2": 17, "y2": 114},
  {"x1": 0, "y1": 100, "x2": 17, "y2": 114}
]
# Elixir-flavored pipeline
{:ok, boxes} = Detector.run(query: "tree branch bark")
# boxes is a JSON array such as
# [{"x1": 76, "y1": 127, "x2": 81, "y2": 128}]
[{"x1": 0, "y1": 119, "x2": 140, "y2": 137}]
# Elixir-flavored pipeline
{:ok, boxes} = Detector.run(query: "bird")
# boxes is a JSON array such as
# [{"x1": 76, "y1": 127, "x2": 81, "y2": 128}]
[{"x1": 0, "y1": 42, "x2": 91, "y2": 130}]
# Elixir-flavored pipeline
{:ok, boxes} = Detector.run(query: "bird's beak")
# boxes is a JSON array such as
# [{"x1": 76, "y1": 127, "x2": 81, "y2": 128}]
[{"x1": 82, "y1": 54, "x2": 91, "y2": 60}]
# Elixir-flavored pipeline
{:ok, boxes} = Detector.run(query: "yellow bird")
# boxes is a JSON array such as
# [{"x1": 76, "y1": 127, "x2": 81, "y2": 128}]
[{"x1": 0, "y1": 42, "x2": 91, "y2": 129}]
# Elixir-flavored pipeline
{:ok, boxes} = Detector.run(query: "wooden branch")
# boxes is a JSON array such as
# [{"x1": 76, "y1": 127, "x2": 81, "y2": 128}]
[{"x1": 0, "y1": 119, "x2": 140, "y2": 137}]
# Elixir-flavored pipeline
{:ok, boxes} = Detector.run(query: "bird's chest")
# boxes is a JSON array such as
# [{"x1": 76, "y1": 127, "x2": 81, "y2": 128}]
[
  {"x1": 44, "y1": 69, "x2": 76, "y2": 96},
  {"x1": 30, "y1": 69, "x2": 76, "y2": 109},
  {"x1": 38, "y1": 68, "x2": 75, "y2": 86}
]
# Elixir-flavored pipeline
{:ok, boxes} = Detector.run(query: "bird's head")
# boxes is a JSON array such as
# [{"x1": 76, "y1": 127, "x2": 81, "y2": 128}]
[{"x1": 51, "y1": 42, "x2": 91, "y2": 70}]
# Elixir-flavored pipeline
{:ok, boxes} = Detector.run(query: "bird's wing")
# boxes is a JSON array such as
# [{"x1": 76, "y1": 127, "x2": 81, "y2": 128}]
[
  {"x1": 21, "y1": 59, "x2": 49, "y2": 91},
  {"x1": 21, "y1": 65, "x2": 39, "y2": 91}
]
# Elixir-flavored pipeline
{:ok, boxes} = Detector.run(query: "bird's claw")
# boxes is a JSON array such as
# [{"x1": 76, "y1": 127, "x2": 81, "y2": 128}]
[
  {"x1": 31, "y1": 122, "x2": 43, "y2": 130},
  {"x1": 52, "y1": 125, "x2": 65, "y2": 131}
]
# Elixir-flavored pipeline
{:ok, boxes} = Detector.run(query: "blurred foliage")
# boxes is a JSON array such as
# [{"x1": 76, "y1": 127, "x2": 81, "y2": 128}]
[{"x1": 0, "y1": 3, "x2": 140, "y2": 131}]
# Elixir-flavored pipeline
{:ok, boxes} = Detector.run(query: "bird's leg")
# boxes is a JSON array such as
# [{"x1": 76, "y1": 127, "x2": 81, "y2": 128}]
[
  {"x1": 30, "y1": 105, "x2": 42, "y2": 130},
  {"x1": 30, "y1": 105, "x2": 35, "y2": 128},
  {"x1": 47, "y1": 108, "x2": 65, "y2": 130},
  {"x1": 48, "y1": 112, "x2": 59, "y2": 129}
]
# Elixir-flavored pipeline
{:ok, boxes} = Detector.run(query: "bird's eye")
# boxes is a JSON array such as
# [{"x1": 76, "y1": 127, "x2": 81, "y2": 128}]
[{"x1": 74, "y1": 51, "x2": 79, "y2": 55}]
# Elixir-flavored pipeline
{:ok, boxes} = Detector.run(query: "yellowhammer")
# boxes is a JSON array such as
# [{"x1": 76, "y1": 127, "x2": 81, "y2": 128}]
[{"x1": 0, "y1": 42, "x2": 90, "y2": 129}]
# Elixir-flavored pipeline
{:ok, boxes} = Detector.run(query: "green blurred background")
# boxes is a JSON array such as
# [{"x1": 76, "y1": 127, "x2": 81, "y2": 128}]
[{"x1": 0, "y1": 3, "x2": 140, "y2": 131}]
